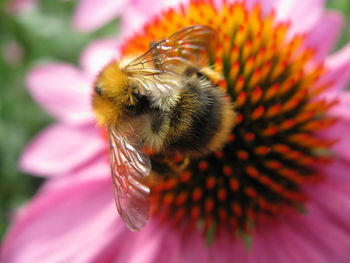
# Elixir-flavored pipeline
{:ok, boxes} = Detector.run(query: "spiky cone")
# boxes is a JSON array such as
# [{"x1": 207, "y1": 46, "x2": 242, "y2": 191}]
[{"x1": 122, "y1": 0, "x2": 338, "y2": 240}]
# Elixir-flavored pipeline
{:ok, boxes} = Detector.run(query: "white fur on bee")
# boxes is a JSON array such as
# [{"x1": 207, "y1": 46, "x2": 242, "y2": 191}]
[
  {"x1": 132, "y1": 114, "x2": 170, "y2": 152},
  {"x1": 150, "y1": 91, "x2": 181, "y2": 112}
]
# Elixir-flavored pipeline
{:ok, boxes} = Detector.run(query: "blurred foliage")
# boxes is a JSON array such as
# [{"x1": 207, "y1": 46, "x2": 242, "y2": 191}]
[
  {"x1": 0, "y1": 0, "x2": 349, "y2": 239},
  {"x1": 327, "y1": 0, "x2": 350, "y2": 50},
  {"x1": 0, "y1": 0, "x2": 119, "y2": 237}
]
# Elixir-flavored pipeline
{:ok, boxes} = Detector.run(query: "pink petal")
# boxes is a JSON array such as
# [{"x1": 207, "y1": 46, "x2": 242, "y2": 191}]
[
  {"x1": 308, "y1": 160, "x2": 350, "y2": 235},
  {"x1": 1, "y1": 175, "x2": 135, "y2": 263},
  {"x1": 317, "y1": 159, "x2": 350, "y2": 187},
  {"x1": 285, "y1": 203, "x2": 350, "y2": 263},
  {"x1": 80, "y1": 38, "x2": 120, "y2": 76},
  {"x1": 212, "y1": 235, "x2": 253, "y2": 263},
  {"x1": 119, "y1": 0, "x2": 189, "y2": 40},
  {"x1": 180, "y1": 230, "x2": 209, "y2": 263},
  {"x1": 304, "y1": 11, "x2": 344, "y2": 61},
  {"x1": 19, "y1": 123, "x2": 106, "y2": 176},
  {"x1": 27, "y1": 63, "x2": 94, "y2": 124},
  {"x1": 250, "y1": 225, "x2": 296, "y2": 263},
  {"x1": 310, "y1": 180, "x2": 350, "y2": 235},
  {"x1": 40, "y1": 156, "x2": 110, "y2": 192},
  {"x1": 119, "y1": 6, "x2": 157, "y2": 40},
  {"x1": 323, "y1": 90, "x2": 350, "y2": 121},
  {"x1": 275, "y1": 0, "x2": 325, "y2": 36},
  {"x1": 324, "y1": 42, "x2": 350, "y2": 91},
  {"x1": 126, "y1": 221, "x2": 180, "y2": 263},
  {"x1": 276, "y1": 220, "x2": 332, "y2": 263},
  {"x1": 249, "y1": 230, "x2": 282, "y2": 263},
  {"x1": 72, "y1": 0, "x2": 128, "y2": 32},
  {"x1": 321, "y1": 120, "x2": 350, "y2": 162},
  {"x1": 244, "y1": 0, "x2": 278, "y2": 15}
]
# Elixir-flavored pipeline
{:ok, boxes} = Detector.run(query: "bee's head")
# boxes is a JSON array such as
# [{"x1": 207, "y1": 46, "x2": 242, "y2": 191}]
[{"x1": 92, "y1": 61, "x2": 138, "y2": 126}]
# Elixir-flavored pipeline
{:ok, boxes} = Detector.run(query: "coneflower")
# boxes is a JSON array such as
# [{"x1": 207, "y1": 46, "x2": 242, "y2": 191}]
[{"x1": 2, "y1": 1, "x2": 350, "y2": 262}]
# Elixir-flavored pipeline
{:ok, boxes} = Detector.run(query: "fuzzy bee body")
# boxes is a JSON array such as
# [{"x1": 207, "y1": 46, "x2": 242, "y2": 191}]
[
  {"x1": 92, "y1": 25, "x2": 235, "y2": 231},
  {"x1": 126, "y1": 69, "x2": 234, "y2": 156}
]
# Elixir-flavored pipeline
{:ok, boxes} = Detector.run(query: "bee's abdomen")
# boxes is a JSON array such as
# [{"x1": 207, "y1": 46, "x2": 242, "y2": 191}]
[{"x1": 166, "y1": 78, "x2": 235, "y2": 156}]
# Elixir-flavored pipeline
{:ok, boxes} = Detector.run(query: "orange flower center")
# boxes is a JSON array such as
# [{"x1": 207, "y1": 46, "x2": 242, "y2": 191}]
[{"x1": 121, "y1": 0, "x2": 337, "y2": 239}]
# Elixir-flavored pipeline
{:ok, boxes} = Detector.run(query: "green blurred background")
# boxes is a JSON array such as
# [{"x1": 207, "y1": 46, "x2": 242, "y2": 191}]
[{"x1": 0, "y1": 0, "x2": 349, "y2": 238}]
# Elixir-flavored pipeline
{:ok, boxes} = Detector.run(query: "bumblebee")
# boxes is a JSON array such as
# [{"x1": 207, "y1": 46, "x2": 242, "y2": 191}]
[{"x1": 92, "y1": 25, "x2": 235, "y2": 231}]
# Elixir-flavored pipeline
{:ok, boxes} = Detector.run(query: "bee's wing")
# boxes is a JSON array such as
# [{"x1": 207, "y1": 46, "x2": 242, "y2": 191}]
[
  {"x1": 108, "y1": 125, "x2": 151, "y2": 231},
  {"x1": 125, "y1": 25, "x2": 219, "y2": 96}
]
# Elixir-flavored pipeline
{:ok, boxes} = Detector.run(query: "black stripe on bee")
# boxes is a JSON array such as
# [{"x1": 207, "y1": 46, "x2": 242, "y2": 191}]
[
  {"x1": 166, "y1": 76, "x2": 224, "y2": 155},
  {"x1": 124, "y1": 93, "x2": 151, "y2": 116}
]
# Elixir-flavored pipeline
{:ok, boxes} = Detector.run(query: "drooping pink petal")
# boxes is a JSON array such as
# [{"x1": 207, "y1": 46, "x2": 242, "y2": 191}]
[
  {"x1": 0, "y1": 174, "x2": 135, "y2": 263},
  {"x1": 275, "y1": 0, "x2": 325, "y2": 36},
  {"x1": 72, "y1": 0, "x2": 128, "y2": 32},
  {"x1": 27, "y1": 63, "x2": 94, "y2": 124},
  {"x1": 304, "y1": 11, "x2": 344, "y2": 61},
  {"x1": 80, "y1": 38, "x2": 120, "y2": 76},
  {"x1": 324, "y1": 42, "x2": 350, "y2": 91},
  {"x1": 19, "y1": 123, "x2": 106, "y2": 176}
]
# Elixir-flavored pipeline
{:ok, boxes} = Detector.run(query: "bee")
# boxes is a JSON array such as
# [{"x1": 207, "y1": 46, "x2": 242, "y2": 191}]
[{"x1": 92, "y1": 25, "x2": 236, "y2": 231}]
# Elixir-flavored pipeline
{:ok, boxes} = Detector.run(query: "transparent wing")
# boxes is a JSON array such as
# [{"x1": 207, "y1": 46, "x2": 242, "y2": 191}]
[
  {"x1": 125, "y1": 25, "x2": 219, "y2": 96},
  {"x1": 109, "y1": 125, "x2": 151, "y2": 231}
]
